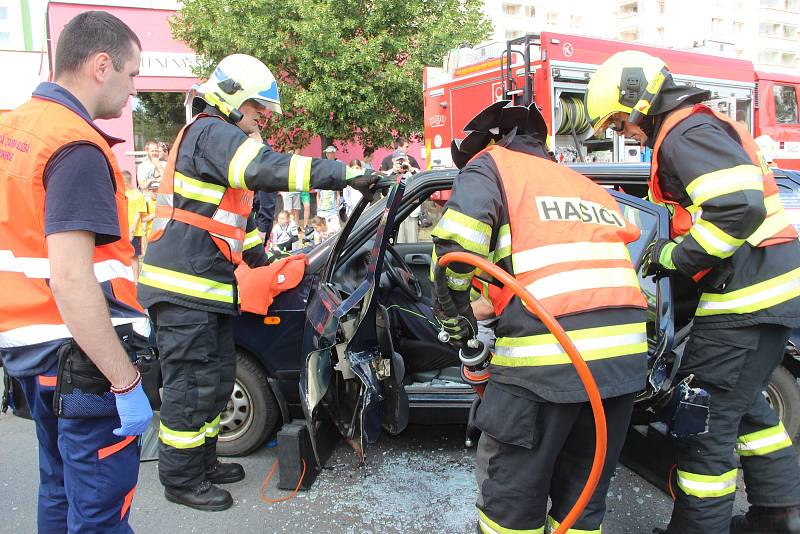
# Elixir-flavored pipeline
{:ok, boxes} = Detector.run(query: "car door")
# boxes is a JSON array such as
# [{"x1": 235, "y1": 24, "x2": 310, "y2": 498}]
[
  {"x1": 609, "y1": 190, "x2": 676, "y2": 398},
  {"x1": 300, "y1": 179, "x2": 409, "y2": 463}
]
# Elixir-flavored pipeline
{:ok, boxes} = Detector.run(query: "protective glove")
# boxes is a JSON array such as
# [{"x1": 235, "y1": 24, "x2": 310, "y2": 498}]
[
  {"x1": 345, "y1": 167, "x2": 379, "y2": 196},
  {"x1": 433, "y1": 282, "x2": 478, "y2": 348},
  {"x1": 642, "y1": 238, "x2": 677, "y2": 278},
  {"x1": 113, "y1": 381, "x2": 153, "y2": 436}
]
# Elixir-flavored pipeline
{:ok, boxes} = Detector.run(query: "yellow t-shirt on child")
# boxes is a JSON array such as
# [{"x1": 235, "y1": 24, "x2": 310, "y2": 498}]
[{"x1": 126, "y1": 188, "x2": 147, "y2": 237}]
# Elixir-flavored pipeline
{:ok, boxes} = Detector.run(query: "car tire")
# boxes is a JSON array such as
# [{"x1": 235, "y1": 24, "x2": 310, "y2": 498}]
[
  {"x1": 217, "y1": 350, "x2": 280, "y2": 457},
  {"x1": 765, "y1": 364, "x2": 800, "y2": 441}
]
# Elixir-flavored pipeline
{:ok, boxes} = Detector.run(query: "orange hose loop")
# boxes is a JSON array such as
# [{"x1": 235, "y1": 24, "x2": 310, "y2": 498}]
[
  {"x1": 438, "y1": 252, "x2": 608, "y2": 534},
  {"x1": 260, "y1": 458, "x2": 307, "y2": 504}
]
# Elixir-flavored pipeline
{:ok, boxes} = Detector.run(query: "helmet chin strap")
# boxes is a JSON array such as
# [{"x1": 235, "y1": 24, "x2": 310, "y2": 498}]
[{"x1": 201, "y1": 91, "x2": 243, "y2": 124}]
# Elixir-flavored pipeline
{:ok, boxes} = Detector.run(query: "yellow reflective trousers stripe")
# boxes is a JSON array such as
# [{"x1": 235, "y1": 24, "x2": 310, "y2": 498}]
[
  {"x1": 676, "y1": 468, "x2": 737, "y2": 498},
  {"x1": 546, "y1": 515, "x2": 602, "y2": 533},
  {"x1": 478, "y1": 509, "x2": 544, "y2": 534},
  {"x1": 736, "y1": 422, "x2": 793, "y2": 456}
]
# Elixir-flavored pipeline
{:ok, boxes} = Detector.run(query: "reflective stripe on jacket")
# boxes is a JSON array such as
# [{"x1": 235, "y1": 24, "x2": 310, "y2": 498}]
[{"x1": 0, "y1": 97, "x2": 147, "y2": 349}]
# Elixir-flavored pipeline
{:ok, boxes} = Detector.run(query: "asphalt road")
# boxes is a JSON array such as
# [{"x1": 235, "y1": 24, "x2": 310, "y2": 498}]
[{"x1": 0, "y1": 408, "x2": 753, "y2": 534}]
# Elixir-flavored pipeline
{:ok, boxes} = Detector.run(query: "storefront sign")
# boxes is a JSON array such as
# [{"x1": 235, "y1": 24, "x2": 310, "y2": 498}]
[{"x1": 139, "y1": 52, "x2": 199, "y2": 78}]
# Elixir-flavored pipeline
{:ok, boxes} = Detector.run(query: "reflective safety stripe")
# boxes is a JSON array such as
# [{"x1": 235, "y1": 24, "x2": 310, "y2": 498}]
[
  {"x1": 494, "y1": 322, "x2": 647, "y2": 367},
  {"x1": 478, "y1": 509, "x2": 544, "y2": 534},
  {"x1": 173, "y1": 172, "x2": 225, "y2": 204},
  {"x1": 696, "y1": 267, "x2": 800, "y2": 316},
  {"x1": 747, "y1": 194, "x2": 795, "y2": 246},
  {"x1": 227, "y1": 138, "x2": 262, "y2": 189},
  {"x1": 546, "y1": 515, "x2": 602, "y2": 533},
  {"x1": 158, "y1": 421, "x2": 206, "y2": 449},
  {"x1": 204, "y1": 415, "x2": 221, "y2": 438},
  {"x1": 493, "y1": 224, "x2": 512, "y2": 262},
  {"x1": 525, "y1": 267, "x2": 640, "y2": 301},
  {"x1": 689, "y1": 217, "x2": 744, "y2": 259},
  {"x1": 676, "y1": 468, "x2": 737, "y2": 498},
  {"x1": 736, "y1": 422, "x2": 793, "y2": 456},
  {"x1": 685, "y1": 164, "x2": 764, "y2": 206},
  {"x1": 446, "y1": 267, "x2": 475, "y2": 291},
  {"x1": 512, "y1": 241, "x2": 631, "y2": 274},
  {"x1": 431, "y1": 209, "x2": 492, "y2": 256},
  {"x1": 288, "y1": 155, "x2": 312, "y2": 192},
  {"x1": 242, "y1": 228, "x2": 262, "y2": 251},
  {"x1": 0, "y1": 251, "x2": 133, "y2": 282},
  {"x1": 139, "y1": 264, "x2": 235, "y2": 303},
  {"x1": 0, "y1": 316, "x2": 150, "y2": 348},
  {"x1": 212, "y1": 208, "x2": 248, "y2": 232}
]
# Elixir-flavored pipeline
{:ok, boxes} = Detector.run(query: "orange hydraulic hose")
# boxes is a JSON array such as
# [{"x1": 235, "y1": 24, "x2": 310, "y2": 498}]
[{"x1": 438, "y1": 252, "x2": 608, "y2": 534}]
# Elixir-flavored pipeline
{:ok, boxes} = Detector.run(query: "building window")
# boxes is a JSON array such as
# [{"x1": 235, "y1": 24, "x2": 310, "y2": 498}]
[
  {"x1": 505, "y1": 30, "x2": 525, "y2": 40},
  {"x1": 0, "y1": 7, "x2": 8, "y2": 21},
  {"x1": 547, "y1": 11, "x2": 558, "y2": 24},
  {"x1": 0, "y1": 32, "x2": 9, "y2": 47},
  {"x1": 619, "y1": 28, "x2": 639, "y2": 41},
  {"x1": 657, "y1": 0, "x2": 666, "y2": 13},
  {"x1": 774, "y1": 85, "x2": 798, "y2": 124},
  {"x1": 502, "y1": 3, "x2": 522, "y2": 16},
  {"x1": 657, "y1": 27, "x2": 665, "y2": 41},
  {"x1": 734, "y1": 21, "x2": 744, "y2": 36},
  {"x1": 619, "y1": 1, "x2": 639, "y2": 16},
  {"x1": 525, "y1": 5, "x2": 536, "y2": 18},
  {"x1": 570, "y1": 15, "x2": 582, "y2": 28},
  {"x1": 712, "y1": 17, "x2": 724, "y2": 33}
]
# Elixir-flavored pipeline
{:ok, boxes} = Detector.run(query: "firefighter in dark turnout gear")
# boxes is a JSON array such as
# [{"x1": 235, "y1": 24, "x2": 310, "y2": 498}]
[
  {"x1": 139, "y1": 54, "x2": 378, "y2": 511},
  {"x1": 432, "y1": 100, "x2": 649, "y2": 533},
  {"x1": 587, "y1": 50, "x2": 800, "y2": 534}
]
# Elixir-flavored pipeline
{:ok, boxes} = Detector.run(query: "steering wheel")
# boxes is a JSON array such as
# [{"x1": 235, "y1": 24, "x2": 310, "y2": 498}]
[{"x1": 384, "y1": 244, "x2": 423, "y2": 301}]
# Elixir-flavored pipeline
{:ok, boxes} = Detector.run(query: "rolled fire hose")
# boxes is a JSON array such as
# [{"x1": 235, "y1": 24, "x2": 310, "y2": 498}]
[{"x1": 437, "y1": 251, "x2": 608, "y2": 534}]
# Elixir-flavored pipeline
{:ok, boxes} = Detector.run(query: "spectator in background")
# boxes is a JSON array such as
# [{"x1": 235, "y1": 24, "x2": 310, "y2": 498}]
[
  {"x1": 137, "y1": 139, "x2": 163, "y2": 189},
  {"x1": 380, "y1": 136, "x2": 420, "y2": 172},
  {"x1": 281, "y1": 191, "x2": 301, "y2": 230},
  {"x1": 141, "y1": 179, "x2": 159, "y2": 254},
  {"x1": 124, "y1": 170, "x2": 147, "y2": 281},
  {"x1": 344, "y1": 159, "x2": 365, "y2": 217},
  {"x1": 255, "y1": 191, "x2": 277, "y2": 244},
  {"x1": 323, "y1": 145, "x2": 340, "y2": 162},
  {"x1": 270, "y1": 210, "x2": 298, "y2": 252},
  {"x1": 309, "y1": 216, "x2": 331, "y2": 244},
  {"x1": 157, "y1": 141, "x2": 169, "y2": 164},
  {"x1": 362, "y1": 148, "x2": 376, "y2": 171},
  {"x1": 387, "y1": 150, "x2": 420, "y2": 243}
]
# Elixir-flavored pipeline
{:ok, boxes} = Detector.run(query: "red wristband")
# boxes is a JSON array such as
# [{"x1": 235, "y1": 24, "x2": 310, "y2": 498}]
[{"x1": 111, "y1": 371, "x2": 141, "y2": 395}]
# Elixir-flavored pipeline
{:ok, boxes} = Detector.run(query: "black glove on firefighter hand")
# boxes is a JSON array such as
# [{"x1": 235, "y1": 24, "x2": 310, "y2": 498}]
[
  {"x1": 642, "y1": 238, "x2": 677, "y2": 278},
  {"x1": 433, "y1": 278, "x2": 477, "y2": 348}
]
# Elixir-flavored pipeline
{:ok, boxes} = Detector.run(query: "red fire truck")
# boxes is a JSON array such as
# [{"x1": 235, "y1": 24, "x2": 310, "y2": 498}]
[{"x1": 423, "y1": 32, "x2": 800, "y2": 170}]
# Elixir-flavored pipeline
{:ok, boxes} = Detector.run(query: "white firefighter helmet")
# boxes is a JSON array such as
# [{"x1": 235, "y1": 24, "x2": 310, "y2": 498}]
[{"x1": 195, "y1": 54, "x2": 283, "y2": 119}]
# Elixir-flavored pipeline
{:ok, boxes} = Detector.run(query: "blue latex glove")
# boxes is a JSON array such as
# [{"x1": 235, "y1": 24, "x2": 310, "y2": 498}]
[{"x1": 113, "y1": 382, "x2": 153, "y2": 436}]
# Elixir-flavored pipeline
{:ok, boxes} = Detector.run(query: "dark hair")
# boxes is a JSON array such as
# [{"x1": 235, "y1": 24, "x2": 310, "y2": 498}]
[
  {"x1": 54, "y1": 11, "x2": 141, "y2": 78},
  {"x1": 393, "y1": 136, "x2": 409, "y2": 148}
]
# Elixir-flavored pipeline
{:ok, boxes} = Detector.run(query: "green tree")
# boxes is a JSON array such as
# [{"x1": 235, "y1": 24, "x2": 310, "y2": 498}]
[
  {"x1": 170, "y1": 0, "x2": 490, "y2": 152},
  {"x1": 132, "y1": 92, "x2": 186, "y2": 150}
]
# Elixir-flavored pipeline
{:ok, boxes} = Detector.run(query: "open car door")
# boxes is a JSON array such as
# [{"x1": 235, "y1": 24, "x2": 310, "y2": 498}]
[{"x1": 300, "y1": 179, "x2": 409, "y2": 464}]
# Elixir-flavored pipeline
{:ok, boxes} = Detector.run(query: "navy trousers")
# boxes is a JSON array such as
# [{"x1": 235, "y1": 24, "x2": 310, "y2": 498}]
[{"x1": 17, "y1": 361, "x2": 140, "y2": 534}]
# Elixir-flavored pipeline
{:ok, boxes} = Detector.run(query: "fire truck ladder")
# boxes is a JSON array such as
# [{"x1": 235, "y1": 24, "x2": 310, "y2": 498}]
[{"x1": 500, "y1": 34, "x2": 540, "y2": 107}]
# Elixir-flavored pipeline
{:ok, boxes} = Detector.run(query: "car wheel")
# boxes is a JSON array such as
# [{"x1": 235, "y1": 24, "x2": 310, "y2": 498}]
[
  {"x1": 217, "y1": 350, "x2": 280, "y2": 457},
  {"x1": 764, "y1": 364, "x2": 800, "y2": 440}
]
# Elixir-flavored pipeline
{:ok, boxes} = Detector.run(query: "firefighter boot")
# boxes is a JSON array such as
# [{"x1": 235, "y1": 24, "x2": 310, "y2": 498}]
[
  {"x1": 164, "y1": 480, "x2": 234, "y2": 512},
  {"x1": 206, "y1": 460, "x2": 245, "y2": 484},
  {"x1": 731, "y1": 506, "x2": 800, "y2": 534}
]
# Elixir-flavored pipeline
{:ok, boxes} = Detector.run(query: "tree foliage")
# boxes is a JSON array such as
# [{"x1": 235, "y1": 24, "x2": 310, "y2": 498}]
[
  {"x1": 132, "y1": 92, "x2": 185, "y2": 150},
  {"x1": 171, "y1": 0, "x2": 491, "y2": 151}
]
